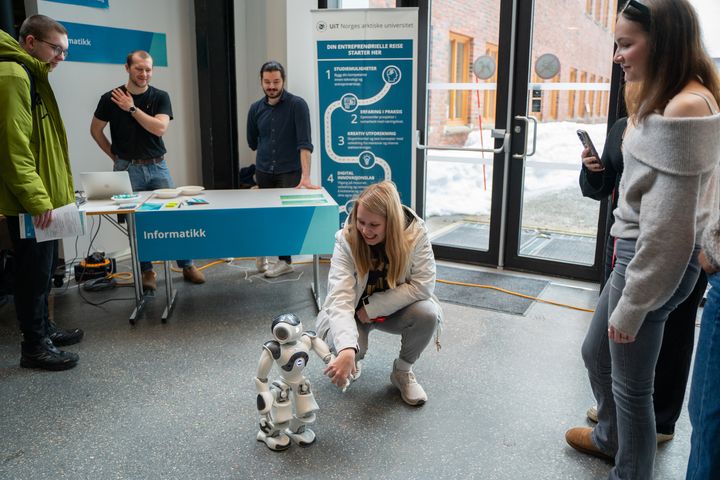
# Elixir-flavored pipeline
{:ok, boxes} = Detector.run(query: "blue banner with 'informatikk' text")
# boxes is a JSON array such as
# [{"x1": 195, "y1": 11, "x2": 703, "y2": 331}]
[{"x1": 59, "y1": 21, "x2": 167, "y2": 66}]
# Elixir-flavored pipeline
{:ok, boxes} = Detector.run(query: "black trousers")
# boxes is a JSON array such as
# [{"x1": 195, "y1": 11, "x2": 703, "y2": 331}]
[
  {"x1": 6, "y1": 216, "x2": 55, "y2": 344},
  {"x1": 603, "y1": 235, "x2": 707, "y2": 434},
  {"x1": 255, "y1": 169, "x2": 302, "y2": 263}
]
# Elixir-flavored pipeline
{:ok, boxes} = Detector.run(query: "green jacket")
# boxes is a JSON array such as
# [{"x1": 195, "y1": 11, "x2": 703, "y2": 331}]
[{"x1": 0, "y1": 29, "x2": 74, "y2": 216}]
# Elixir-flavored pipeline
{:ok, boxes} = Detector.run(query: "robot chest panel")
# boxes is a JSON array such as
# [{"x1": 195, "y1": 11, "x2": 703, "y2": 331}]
[{"x1": 278, "y1": 346, "x2": 310, "y2": 374}]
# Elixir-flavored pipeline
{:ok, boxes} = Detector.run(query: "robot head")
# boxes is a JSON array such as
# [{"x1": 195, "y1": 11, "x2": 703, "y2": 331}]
[{"x1": 271, "y1": 313, "x2": 303, "y2": 344}]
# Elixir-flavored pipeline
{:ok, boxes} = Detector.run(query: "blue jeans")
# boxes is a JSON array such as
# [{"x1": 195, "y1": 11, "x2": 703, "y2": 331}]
[
  {"x1": 582, "y1": 238, "x2": 700, "y2": 480},
  {"x1": 114, "y1": 158, "x2": 192, "y2": 272},
  {"x1": 686, "y1": 272, "x2": 720, "y2": 479}
]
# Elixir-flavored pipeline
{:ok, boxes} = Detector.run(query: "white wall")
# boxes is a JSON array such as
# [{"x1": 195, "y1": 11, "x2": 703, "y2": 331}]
[
  {"x1": 235, "y1": 0, "x2": 320, "y2": 188},
  {"x1": 286, "y1": 0, "x2": 319, "y2": 187},
  {"x1": 691, "y1": 0, "x2": 720, "y2": 57},
  {"x1": 32, "y1": 0, "x2": 200, "y2": 258}
]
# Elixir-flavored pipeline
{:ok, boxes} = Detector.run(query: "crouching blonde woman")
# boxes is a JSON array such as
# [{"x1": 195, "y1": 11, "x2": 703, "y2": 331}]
[{"x1": 317, "y1": 181, "x2": 442, "y2": 405}]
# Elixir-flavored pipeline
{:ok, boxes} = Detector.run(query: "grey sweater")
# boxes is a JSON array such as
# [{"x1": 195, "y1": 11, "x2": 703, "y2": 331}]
[
  {"x1": 609, "y1": 112, "x2": 720, "y2": 336},
  {"x1": 702, "y1": 222, "x2": 720, "y2": 270}
]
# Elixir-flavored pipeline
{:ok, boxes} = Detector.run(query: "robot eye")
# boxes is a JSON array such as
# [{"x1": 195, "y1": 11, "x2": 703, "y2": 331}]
[{"x1": 275, "y1": 327, "x2": 288, "y2": 341}]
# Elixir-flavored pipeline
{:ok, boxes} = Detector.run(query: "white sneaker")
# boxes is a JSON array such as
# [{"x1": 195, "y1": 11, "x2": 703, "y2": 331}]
[
  {"x1": 390, "y1": 361, "x2": 427, "y2": 406},
  {"x1": 256, "y1": 257, "x2": 269, "y2": 273},
  {"x1": 264, "y1": 260, "x2": 294, "y2": 278},
  {"x1": 351, "y1": 360, "x2": 362, "y2": 381},
  {"x1": 587, "y1": 405, "x2": 598, "y2": 423}
]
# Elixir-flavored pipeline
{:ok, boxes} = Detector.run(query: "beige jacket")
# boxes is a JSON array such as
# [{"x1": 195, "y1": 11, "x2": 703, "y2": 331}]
[{"x1": 315, "y1": 207, "x2": 443, "y2": 352}]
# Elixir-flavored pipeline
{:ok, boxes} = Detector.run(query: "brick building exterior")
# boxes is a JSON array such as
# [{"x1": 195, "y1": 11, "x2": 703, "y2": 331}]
[{"x1": 427, "y1": 0, "x2": 617, "y2": 146}]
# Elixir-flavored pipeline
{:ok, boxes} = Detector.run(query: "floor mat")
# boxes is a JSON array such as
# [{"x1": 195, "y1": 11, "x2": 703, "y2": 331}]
[{"x1": 435, "y1": 265, "x2": 549, "y2": 315}]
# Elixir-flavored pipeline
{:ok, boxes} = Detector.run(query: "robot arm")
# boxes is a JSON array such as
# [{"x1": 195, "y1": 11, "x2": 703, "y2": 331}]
[
  {"x1": 303, "y1": 331, "x2": 332, "y2": 364},
  {"x1": 255, "y1": 343, "x2": 278, "y2": 415}
]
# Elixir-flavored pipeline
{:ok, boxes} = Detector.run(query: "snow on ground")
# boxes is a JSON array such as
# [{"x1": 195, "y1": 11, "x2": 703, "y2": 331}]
[{"x1": 426, "y1": 120, "x2": 609, "y2": 235}]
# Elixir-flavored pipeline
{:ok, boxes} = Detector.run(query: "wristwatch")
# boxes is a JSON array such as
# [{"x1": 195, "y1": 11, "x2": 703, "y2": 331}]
[{"x1": 129, "y1": 106, "x2": 137, "y2": 114}]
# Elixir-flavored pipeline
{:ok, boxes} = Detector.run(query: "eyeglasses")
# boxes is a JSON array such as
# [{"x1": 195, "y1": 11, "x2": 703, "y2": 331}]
[
  {"x1": 38, "y1": 39, "x2": 69, "y2": 58},
  {"x1": 622, "y1": 0, "x2": 652, "y2": 24}
]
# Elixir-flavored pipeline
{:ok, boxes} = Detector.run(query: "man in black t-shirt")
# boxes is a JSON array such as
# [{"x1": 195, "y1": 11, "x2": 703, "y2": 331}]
[{"x1": 90, "y1": 50, "x2": 205, "y2": 291}]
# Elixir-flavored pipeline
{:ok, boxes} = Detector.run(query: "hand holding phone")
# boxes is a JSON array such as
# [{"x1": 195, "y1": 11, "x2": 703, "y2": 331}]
[{"x1": 577, "y1": 129, "x2": 603, "y2": 170}]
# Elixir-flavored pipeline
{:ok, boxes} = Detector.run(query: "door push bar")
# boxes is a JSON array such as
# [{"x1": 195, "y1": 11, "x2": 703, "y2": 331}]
[
  {"x1": 415, "y1": 128, "x2": 509, "y2": 154},
  {"x1": 512, "y1": 115, "x2": 537, "y2": 159}
]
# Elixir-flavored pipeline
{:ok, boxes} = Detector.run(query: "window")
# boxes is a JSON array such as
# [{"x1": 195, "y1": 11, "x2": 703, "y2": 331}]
[
  {"x1": 482, "y1": 42, "x2": 499, "y2": 124},
  {"x1": 601, "y1": 77, "x2": 609, "y2": 116},
  {"x1": 448, "y1": 32, "x2": 472, "y2": 124},
  {"x1": 568, "y1": 68, "x2": 577, "y2": 118},
  {"x1": 609, "y1": 0, "x2": 619, "y2": 28},
  {"x1": 602, "y1": 0, "x2": 609, "y2": 27},
  {"x1": 578, "y1": 71, "x2": 587, "y2": 118},
  {"x1": 589, "y1": 74, "x2": 596, "y2": 116},
  {"x1": 550, "y1": 73, "x2": 560, "y2": 120},
  {"x1": 595, "y1": 74, "x2": 603, "y2": 116}
]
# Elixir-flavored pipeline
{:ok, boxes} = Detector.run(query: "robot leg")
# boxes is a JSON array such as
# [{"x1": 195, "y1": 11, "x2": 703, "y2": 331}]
[
  {"x1": 284, "y1": 379, "x2": 319, "y2": 447},
  {"x1": 257, "y1": 381, "x2": 293, "y2": 451}
]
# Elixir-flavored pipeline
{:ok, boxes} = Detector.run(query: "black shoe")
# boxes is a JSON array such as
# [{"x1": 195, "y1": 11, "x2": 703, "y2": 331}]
[
  {"x1": 21, "y1": 338, "x2": 79, "y2": 371},
  {"x1": 48, "y1": 322, "x2": 84, "y2": 346}
]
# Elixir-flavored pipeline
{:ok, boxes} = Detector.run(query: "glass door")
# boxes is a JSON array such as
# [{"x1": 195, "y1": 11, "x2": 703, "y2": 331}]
[
  {"x1": 503, "y1": 0, "x2": 617, "y2": 278},
  {"x1": 420, "y1": 0, "x2": 618, "y2": 280},
  {"x1": 420, "y1": 0, "x2": 507, "y2": 266}
]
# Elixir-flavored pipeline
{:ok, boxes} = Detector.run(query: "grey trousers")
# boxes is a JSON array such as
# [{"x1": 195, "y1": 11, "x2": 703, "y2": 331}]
[
  {"x1": 582, "y1": 238, "x2": 700, "y2": 480},
  {"x1": 355, "y1": 299, "x2": 440, "y2": 365}
]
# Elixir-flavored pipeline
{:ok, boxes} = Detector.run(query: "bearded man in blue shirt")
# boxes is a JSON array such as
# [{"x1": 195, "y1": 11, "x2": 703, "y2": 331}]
[{"x1": 247, "y1": 60, "x2": 319, "y2": 278}]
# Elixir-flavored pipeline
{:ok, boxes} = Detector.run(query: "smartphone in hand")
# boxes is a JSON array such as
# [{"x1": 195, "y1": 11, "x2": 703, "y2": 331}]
[{"x1": 577, "y1": 129, "x2": 602, "y2": 166}]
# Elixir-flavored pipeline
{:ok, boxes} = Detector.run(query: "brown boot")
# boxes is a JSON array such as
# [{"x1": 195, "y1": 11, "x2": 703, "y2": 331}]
[
  {"x1": 565, "y1": 427, "x2": 614, "y2": 462},
  {"x1": 182, "y1": 265, "x2": 205, "y2": 284},
  {"x1": 142, "y1": 270, "x2": 157, "y2": 291}
]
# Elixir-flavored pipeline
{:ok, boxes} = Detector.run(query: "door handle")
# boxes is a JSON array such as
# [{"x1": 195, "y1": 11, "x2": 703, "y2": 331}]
[
  {"x1": 416, "y1": 129, "x2": 509, "y2": 154},
  {"x1": 512, "y1": 115, "x2": 537, "y2": 159}
]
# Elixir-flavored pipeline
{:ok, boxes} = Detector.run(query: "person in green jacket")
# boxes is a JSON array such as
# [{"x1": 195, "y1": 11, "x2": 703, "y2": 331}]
[{"x1": 0, "y1": 15, "x2": 83, "y2": 370}]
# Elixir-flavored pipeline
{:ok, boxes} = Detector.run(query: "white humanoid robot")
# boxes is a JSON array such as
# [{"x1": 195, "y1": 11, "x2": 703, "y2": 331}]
[{"x1": 254, "y1": 313, "x2": 332, "y2": 451}]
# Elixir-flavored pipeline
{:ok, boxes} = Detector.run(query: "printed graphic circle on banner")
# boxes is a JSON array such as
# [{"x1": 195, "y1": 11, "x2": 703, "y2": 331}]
[
  {"x1": 340, "y1": 93, "x2": 359, "y2": 112},
  {"x1": 358, "y1": 151, "x2": 377, "y2": 170},
  {"x1": 382, "y1": 65, "x2": 402, "y2": 85}
]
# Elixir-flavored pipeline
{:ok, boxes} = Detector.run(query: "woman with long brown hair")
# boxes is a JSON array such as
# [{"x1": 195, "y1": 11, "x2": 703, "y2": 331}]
[
  {"x1": 565, "y1": 0, "x2": 720, "y2": 478},
  {"x1": 317, "y1": 181, "x2": 442, "y2": 406}
]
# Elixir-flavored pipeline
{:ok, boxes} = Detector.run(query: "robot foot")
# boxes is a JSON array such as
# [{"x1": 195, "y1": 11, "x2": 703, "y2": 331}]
[
  {"x1": 257, "y1": 431, "x2": 291, "y2": 451},
  {"x1": 285, "y1": 426, "x2": 316, "y2": 447}
]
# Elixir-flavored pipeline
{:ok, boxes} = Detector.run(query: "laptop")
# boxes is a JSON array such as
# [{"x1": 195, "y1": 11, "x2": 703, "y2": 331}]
[{"x1": 79, "y1": 171, "x2": 134, "y2": 200}]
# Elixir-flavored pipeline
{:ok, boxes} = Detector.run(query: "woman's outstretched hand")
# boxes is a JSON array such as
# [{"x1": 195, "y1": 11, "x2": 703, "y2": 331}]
[{"x1": 324, "y1": 348, "x2": 357, "y2": 388}]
